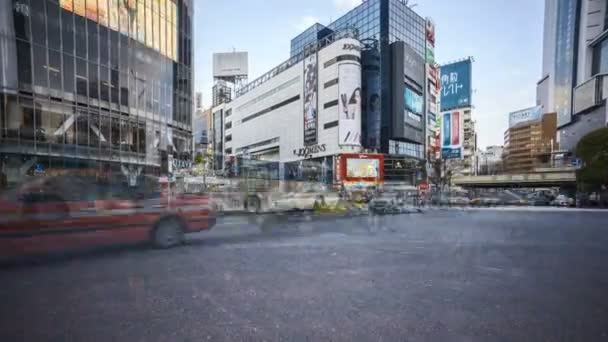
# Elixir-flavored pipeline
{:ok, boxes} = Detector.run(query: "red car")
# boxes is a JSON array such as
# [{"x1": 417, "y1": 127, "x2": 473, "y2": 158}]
[{"x1": 0, "y1": 175, "x2": 216, "y2": 260}]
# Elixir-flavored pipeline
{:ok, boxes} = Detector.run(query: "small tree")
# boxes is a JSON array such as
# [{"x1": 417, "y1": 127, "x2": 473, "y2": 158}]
[
  {"x1": 194, "y1": 152, "x2": 204, "y2": 165},
  {"x1": 576, "y1": 127, "x2": 608, "y2": 192}
]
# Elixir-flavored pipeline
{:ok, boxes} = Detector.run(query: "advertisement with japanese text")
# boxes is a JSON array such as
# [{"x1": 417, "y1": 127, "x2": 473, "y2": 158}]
[
  {"x1": 339, "y1": 63, "x2": 362, "y2": 146},
  {"x1": 440, "y1": 59, "x2": 472, "y2": 111},
  {"x1": 303, "y1": 53, "x2": 319, "y2": 146}
]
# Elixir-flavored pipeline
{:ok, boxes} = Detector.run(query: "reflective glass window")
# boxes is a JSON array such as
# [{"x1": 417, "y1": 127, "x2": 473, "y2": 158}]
[
  {"x1": 100, "y1": 65, "x2": 110, "y2": 102},
  {"x1": 76, "y1": 58, "x2": 88, "y2": 97},
  {"x1": 74, "y1": 16, "x2": 87, "y2": 58},
  {"x1": 87, "y1": 21, "x2": 99, "y2": 62},
  {"x1": 111, "y1": 69, "x2": 120, "y2": 104},
  {"x1": 13, "y1": 0, "x2": 31, "y2": 41},
  {"x1": 110, "y1": 31, "x2": 119, "y2": 68},
  {"x1": 47, "y1": 1, "x2": 61, "y2": 48},
  {"x1": 17, "y1": 40, "x2": 32, "y2": 86},
  {"x1": 33, "y1": 44, "x2": 48, "y2": 88},
  {"x1": 63, "y1": 54, "x2": 75, "y2": 93},
  {"x1": 99, "y1": 26, "x2": 109, "y2": 65},
  {"x1": 31, "y1": 0, "x2": 46, "y2": 45},
  {"x1": 48, "y1": 50, "x2": 62, "y2": 90},
  {"x1": 61, "y1": 10, "x2": 74, "y2": 54},
  {"x1": 88, "y1": 62, "x2": 98, "y2": 99}
]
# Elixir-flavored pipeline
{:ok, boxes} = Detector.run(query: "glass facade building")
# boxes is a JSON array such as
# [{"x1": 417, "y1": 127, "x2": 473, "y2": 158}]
[
  {"x1": 0, "y1": 0, "x2": 193, "y2": 184},
  {"x1": 290, "y1": 0, "x2": 427, "y2": 158}
]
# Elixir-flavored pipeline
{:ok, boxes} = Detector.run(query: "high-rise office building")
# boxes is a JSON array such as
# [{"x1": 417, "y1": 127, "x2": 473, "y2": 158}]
[
  {"x1": 537, "y1": 0, "x2": 608, "y2": 153},
  {"x1": 290, "y1": 0, "x2": 430, "y2": 166},
  {"x1": 0, "y1": 0, "x2": 193, "y2": 185},
  {"x1": 504, "y1": 110, "x2": 557, "y2": 174}
]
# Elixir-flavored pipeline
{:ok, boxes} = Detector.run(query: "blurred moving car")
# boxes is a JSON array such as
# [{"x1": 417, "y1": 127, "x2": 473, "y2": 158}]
[
  {"x1": 369, "y1": 191, "x2": 405, "y2": 215},
  {"x1": 270, "y1": 187, "x2": 340, "y2": 212},
  {"x1": 470, "y1": 197, "x2": 502, "y2": 207},
  {"x1": 527, "y1": 193, "x2": 552, "y2": 206},
  {"x1": 551, "y1": 194, "x2": 574, "y2": 207},
  {"x1": 0, "y1": 175, "x2": 216, "y2": 259},
  {"x1": 505, "y1": 198, "x2": 529, "y2": 206}
]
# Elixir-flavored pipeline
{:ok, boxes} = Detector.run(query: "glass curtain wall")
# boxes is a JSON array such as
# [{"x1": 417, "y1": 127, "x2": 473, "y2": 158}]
[{"x1": 0, "y1": 0, "x2": 193, "y2": 177}]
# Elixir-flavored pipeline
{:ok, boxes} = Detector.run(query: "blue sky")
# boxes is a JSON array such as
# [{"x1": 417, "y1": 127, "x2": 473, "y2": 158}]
[{"x1": 194, "y1": 0, "x2": 545, "y2": 148}]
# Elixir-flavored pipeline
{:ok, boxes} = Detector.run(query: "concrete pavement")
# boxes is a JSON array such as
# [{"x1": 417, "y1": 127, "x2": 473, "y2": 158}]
[{"x1": 2, "y1": 211, "x2": 608, "y2": 341}]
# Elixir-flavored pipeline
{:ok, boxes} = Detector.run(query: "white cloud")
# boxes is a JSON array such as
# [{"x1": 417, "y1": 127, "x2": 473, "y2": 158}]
[
  {"x1": 334, "y1": 0, "x2": 363, "y2": 12},
  {"x1": 294, "y1": 15, "x2": 321, "y2": 32}
]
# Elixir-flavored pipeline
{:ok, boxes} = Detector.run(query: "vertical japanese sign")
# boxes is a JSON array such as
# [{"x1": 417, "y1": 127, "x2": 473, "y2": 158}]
[
  {"x1": 439, "y1": 59, "x2": 472, "y2": 111},
  {"x1": 425, "y1": 19, "x2": 436, "y2": 64},
  {"x1": 434, "y1": 113, "x2": 442, "y2": 153},
  {"x1": 555, "y1": 0, "x2": 578, "y2": 127},
  {"x1": 339, "y1": 63, "x2": 362, "y2": 146},
  {"x1": 441, "y1": 110, "x2": 463, "y2": 159},
  {"x1": 303, "y1": 52, "x2": 318, "y2": 146}
]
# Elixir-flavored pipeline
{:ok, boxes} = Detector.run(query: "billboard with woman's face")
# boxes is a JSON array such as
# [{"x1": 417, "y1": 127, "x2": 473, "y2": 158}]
[
  {"x1": 339, "y1": 63, "x2": 362, "y2": 146},
  {"x1": 303, "y1": 53, "x2": 318, "y2": 146}
]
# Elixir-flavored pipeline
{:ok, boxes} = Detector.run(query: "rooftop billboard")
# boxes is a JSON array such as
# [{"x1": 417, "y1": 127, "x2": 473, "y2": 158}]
[
  {"x1": 213, "y1": 52, "x2": 249, "y2": 79},
  {"x1": 509, "y1": 106, "x2": 542, "y2": 128},
  {"x1": 440, "y1": 59, "x2": 472, "y2": 111}
]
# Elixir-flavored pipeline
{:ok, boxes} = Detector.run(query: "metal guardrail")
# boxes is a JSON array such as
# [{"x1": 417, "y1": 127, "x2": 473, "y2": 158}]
[{"x1": 453, "y1": 172, "x2": 576, "y2": 186}]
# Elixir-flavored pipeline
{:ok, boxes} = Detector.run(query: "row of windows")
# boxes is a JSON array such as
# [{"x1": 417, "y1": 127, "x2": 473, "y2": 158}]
[
  {"x1": 235, "y1": 137, "x2": 280, "y2": 154},
  {"x1": 389, "y1": 139, "x2": 424, "y2": 159},
  {"x1": 8, "y1": 41, "x2": 191, "y2": 126},
  {"x1": 236, "y1": 76, "x2": 299, "y2": 112},
  {"x1": 241, "y1": 95, "x2": 301, "y2": 123},
  {"x1": 13, "y1": 0, "x2": 191, "y2": 65},
  {"x1": 0, "y1": 95, "x2": 193, "y2": 155},
  {"x1": 12, "y1": 6, "x2": 192, "y2": 86}
]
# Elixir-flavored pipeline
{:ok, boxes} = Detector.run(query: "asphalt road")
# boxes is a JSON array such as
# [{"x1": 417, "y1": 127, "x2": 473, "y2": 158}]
[{"x1": 2, "y1": 210, "x2": 608, "y2": 341}]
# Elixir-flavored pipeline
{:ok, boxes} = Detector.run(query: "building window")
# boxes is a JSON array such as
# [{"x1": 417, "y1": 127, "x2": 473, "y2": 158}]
[
  {"x1": 32, "y1": 44, "x2": 48, "y2": 88},
  {"x1": 242, "y1": 95, "x2": 300, "y2": 123},
  {"x1": 324, "y1": 78, "x2": 339, "y2": 89},
  {"x1": 16, "y1": 40, "x2": 32, "y2": 86},
  {"x1": 62, "y1": 11, "x2": 74, "y2": 55},
  {"x1": 324, "y1": 55, "x2": 361, "y2": 68},
  {"x1": 225, "y1": 121, "x2": 232, "y2": 129},
  {"x1": 30, "y1": 0, "x2": 46, "y2": 46},
  {"x1": 324, "y1": 120, "x2": 339, "y2": 129},
  {"x1": 48, "y1": 50, "x2": 62, "y2": 90},
  {"x1": 324, "y1": 100, "x2": 339, "y2": 109},
  {"x1": 226, "y1": 134, "x2": 232, "y2": 142}
]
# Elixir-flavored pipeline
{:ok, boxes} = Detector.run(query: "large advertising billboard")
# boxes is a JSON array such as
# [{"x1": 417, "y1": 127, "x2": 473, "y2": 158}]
[
  {"x1": 60, "y1": 0, "x2": 178, "y2": 61},
  {"x1": 554, "y1": 0, "x2": 578, "y2": 127},
  {"x1": 346, "y1": 158, "x2": 380, "y2": 179},
  {"x1": 441, "y1": 110, "x2": 464, "y2": 159},
  {"x1": 509, "y1": 106, "x2": 542, "y2": 128},
  {"x1": 213, "y1": 52, "x2": 249, "y2": 79},
  {"x1": 303, "y1": 53, "x2": 319, "y2": 146},
  {"x1": 440, "y1": 59, "x2": 472, "y2": 111},
  {"x1": 339, "y1": 63, "x2": 362, "y2": 146}
]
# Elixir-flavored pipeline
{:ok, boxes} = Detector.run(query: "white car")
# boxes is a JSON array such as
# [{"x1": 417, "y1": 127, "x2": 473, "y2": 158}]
[{"x1": 552, "y1": 195, "x2": 574, "y2": 207}]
